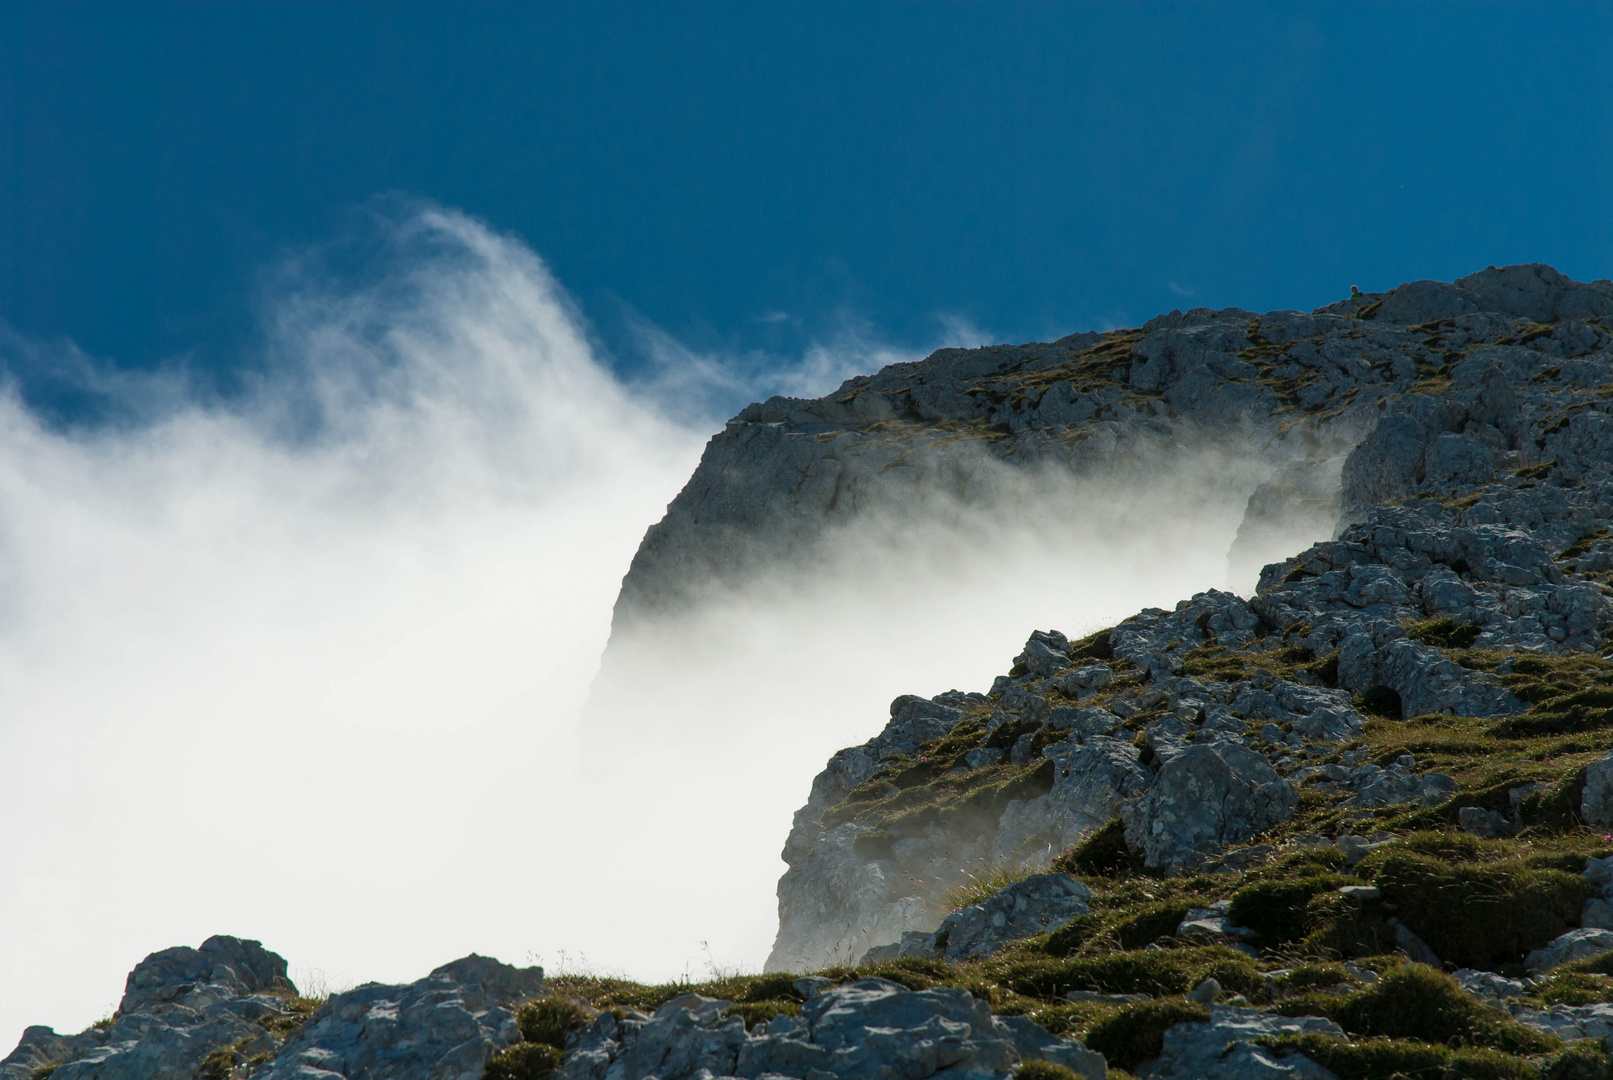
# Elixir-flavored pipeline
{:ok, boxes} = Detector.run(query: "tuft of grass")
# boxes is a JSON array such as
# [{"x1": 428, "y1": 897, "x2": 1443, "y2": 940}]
[
  {"x1": 517, "y1": 997, "x2": 595, "y2": 1049},
  {"x1": 1227, "y1": 875, "x2": 1354, "y2": 947},
  {"x1": 1364, "y1": 850, "x2": 1596, "y2": 969},
  {"x1": 257, "y1": 995, "x2": 324, "y2": 1039},
  {"x1": 725, "y1": 1000, "x2": 800, "y2": 1028},
  {"x1": 1408, "y1": 617, "x2": 1483, "y2": 649},
  {"x1": 1053, "y1": 820, "x2": 1137, "y2": 878},
  {"x1": 1012, "y1": 1063, "x2": 1077, "y2": 1080},
  {"x1": 1085, "y1": 1000, "x2": 1208, "y2": 1073},
  {"x1": 484, "y1": 1043, "x2": 561, "y2": 1080},
  {"x1": 1545, "y1": 1040, "x2": 1613, "y2": 1080},
  {"x1": 1257, "y1": 1034, "x2": 1541, "y2": 1080},
  {"x1": 998, "y1": 945, "x2": 1261, "y2": 1001},
  {"x1": 1331, "y1": 965, "x2": 1558, "y2": 1055},
  {"x1": 947, "y1": 865, "x2": 1037, "y2": 910},
  {"x1": 1013, "y1": 1060, "x2": 1082, "y2": 1080}
]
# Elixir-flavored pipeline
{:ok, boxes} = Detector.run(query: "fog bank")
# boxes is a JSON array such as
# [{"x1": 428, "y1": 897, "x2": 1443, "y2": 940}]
[{"x1": 0, "y1": 207, "x2": 1331, "y2": 1045}]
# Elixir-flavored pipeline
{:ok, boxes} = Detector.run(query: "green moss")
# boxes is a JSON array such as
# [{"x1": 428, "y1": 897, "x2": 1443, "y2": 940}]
[
  {"x1": 1367, "y1": 851, "x2": 1596, "y2": 968},
  {"x1": 1085, "y1": 1000, "x2": 1209, "y2": 1073},
  {"x1": 484, "y1": 1043, "x2": 562, "y2": 1080},
  {"x1": 29, "y1": 1066, "x2": 59, "y2": 1080}
]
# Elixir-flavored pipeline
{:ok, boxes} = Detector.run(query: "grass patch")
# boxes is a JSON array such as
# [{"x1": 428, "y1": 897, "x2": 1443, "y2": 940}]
[
  {"x1": 1364, "y1": 850, "x2": 1596, "y2": 968},
  {"x1": 1227, "y1": 875, "x2": 1356, "y2": 947},
  {"x1": 1332, "y1": 965, "x2": 1557, "y2": 1054},
  {"x1": 1408, "y1": 617, "x2": 1482, "y2": 648},
  {"x1": 998, "y1": 945, "x2": 1261, "y2": 1000},
  {"x1": 1012, "y1": 1061, "x2": 1083, "y2": 1080},
  {"x1": 517, "y1": 997, "x2": 595, "y2": 1049},
  {"x1": 947, "y1": 865, "x2": 1038, "y2": 910},
  {"x1": 484, "y1": 1044, "x2": 562, "y2": 1080},
  {"x1": 1085, "y1": 1000, "x2": 1209, "y2": 1073},
  {"x1": 1257, "y1": 1034, "x2": 1540, "y2": 1080}
]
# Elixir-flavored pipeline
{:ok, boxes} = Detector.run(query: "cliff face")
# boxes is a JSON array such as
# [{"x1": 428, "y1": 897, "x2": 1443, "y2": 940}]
[
  {"x1": 761, "y1": 264, "x2": 1613, "y2": 972},
  {"x1": 609, "y1": 265, "x2": 1613, "y2": 641}
]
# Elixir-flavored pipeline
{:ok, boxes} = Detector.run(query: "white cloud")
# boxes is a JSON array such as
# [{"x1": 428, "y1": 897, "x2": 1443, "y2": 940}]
[{"x1": 0, "y1": 205, "x2": 1336, "y2": 1045}]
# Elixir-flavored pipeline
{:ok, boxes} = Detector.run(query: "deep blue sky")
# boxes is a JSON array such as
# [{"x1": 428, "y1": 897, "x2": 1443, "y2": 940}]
[{"x1": 2, "y1": 2, "x2": 1611, "y2": 407}]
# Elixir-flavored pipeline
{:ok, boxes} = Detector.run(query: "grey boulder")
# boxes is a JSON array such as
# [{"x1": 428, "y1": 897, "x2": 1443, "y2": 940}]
[
  {"x1": 1122, "y1": 743, "x2": 1298, "y2": 873},
  {"x1": 1139, "y1": 1007, "x2": 1342, "y2": 1078},
  {"x1": 930, "y1": 874, "x2": 1092, "y2": 961}
]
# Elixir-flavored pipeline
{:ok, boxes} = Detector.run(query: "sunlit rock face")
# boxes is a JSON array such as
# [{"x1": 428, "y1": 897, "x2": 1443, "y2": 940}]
[{"x1": 758, "y1": 264, "x2": 1613, "y2": 972}]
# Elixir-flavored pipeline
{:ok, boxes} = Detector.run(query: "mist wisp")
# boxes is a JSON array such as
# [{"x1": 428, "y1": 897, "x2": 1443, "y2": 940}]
[{"x1": 0, "y1": 207, "x2": 1333, "y2": 1044}]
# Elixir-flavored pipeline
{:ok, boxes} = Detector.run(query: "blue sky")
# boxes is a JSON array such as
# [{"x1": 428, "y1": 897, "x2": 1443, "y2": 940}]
[{"x1": 2, "y1": 1, "x2": 1611, "y2": 414}]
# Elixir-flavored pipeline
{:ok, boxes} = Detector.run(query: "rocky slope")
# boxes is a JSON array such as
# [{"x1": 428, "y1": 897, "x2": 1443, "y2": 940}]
[
  {"x1": 13, "y1": 263, "x2": 1613, "y2": 1080},
  {"x1": 767, "y1": 263, "x2": 1613, "y2": 974}
]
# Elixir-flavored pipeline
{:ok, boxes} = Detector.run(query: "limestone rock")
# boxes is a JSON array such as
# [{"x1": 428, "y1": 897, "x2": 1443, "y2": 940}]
[
  {"x1": 1526, "y1": 928, "x2": 1613, "y2": 973},
  {"x1": 260, "y1": 954, "x2": 540, "y2": 1080},
  {"x1": 930, "y1": 874, "x2": 1092, "y2": 961},
  {"x1": 1583, "y1": 750, "x2": 1613, "y2": 827},
  {"x1": 1140, "y1": 1007, "x2": 1343, "y2": 1078},
  {"x1": 561, "y1": 978, "x2": 1106, "y2": 1080},
  {"x1": 1121, "y1": 743, "x2": 1298, "y2": 873}
]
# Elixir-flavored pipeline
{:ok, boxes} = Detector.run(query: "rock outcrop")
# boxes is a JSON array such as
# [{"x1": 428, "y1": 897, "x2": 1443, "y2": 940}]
[
  {"x1": 559, "y1": 979, "x2": 1105, "y2": 1080},
  {"x1": 4, "y1": 944, "x2": 1108, "y2": 1080},
  {"x1": 767, "y1": 264, "x2": 1613, "y2": 972},
  {"x1": 1, "y1": 938, "x2": 543, "y2": 1080}
]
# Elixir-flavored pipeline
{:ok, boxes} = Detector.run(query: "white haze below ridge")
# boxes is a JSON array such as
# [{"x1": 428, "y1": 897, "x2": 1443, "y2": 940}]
[{"x1": 0, "y1": 207, "x2": 1324, "y2": 1045}]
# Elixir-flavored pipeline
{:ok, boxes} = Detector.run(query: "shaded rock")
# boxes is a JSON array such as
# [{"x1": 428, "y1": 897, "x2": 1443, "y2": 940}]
[
  {"x1": 120, "y1": 934, "x2": 290, "y2": 1013},
  {"x1": 991, "y1": 736, "x2": 1151, "y2": 867},
  {"x1": 1582, "y1": 750, "x2": 1613, "y2": 827},
  {"x1": 1526, "y1": 928, "x2": 1613, "y2": 973},
  {"x1": 1121, "y1": 743, "x2": 1297, "y2": 873},
  {"x1": 1458, "y1": 806, "x2": 1512, "y2": 838},
  {"x1": 931, "y1": 874, "x2": 1092, "y2": 961},
  {"x1": 1140, "y1": 1006, "x2": 1342, "y2": 1078},
  {"x1": 261, "y1": 954, "x2": 541, "y2": 1079}
]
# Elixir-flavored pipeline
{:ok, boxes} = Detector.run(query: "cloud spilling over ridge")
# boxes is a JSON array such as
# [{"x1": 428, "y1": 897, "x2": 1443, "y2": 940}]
[
  {"x1": 583, "y1": 435, "x2": 1287, "y2": 972},
  {"x1": 0, "y1": 207, "x2": 718, "y2": 1040},
  {"x1": 0, "y1": 205, "x2": 1013, "y2": 1042},
  {"x1": 0, "y1": 204, "x2": 1338, "y2": 1046}
]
